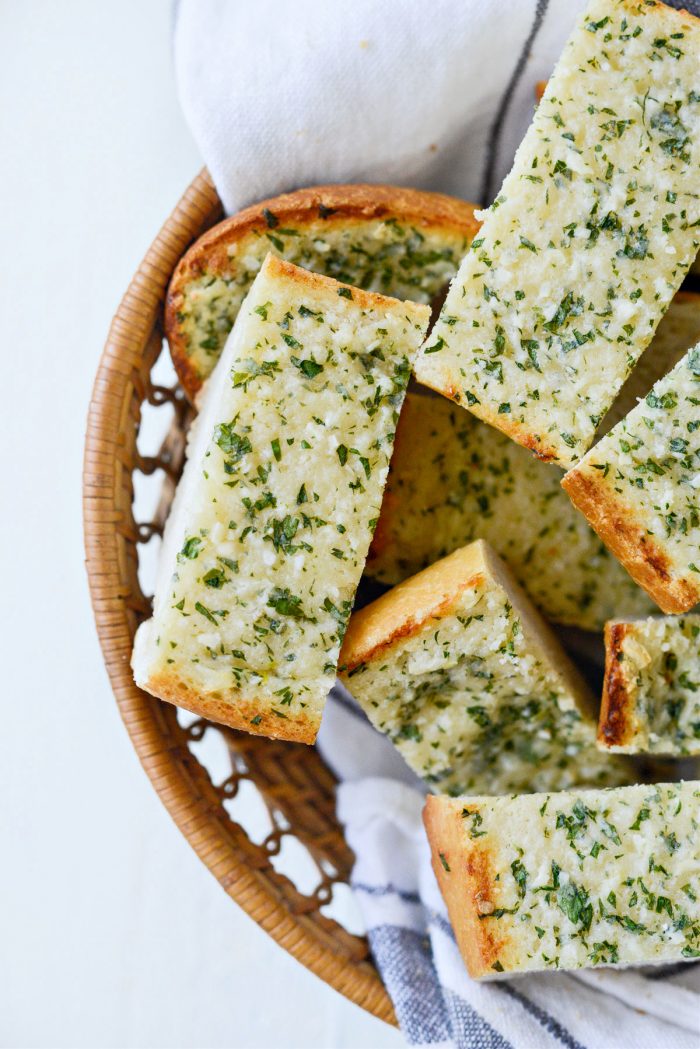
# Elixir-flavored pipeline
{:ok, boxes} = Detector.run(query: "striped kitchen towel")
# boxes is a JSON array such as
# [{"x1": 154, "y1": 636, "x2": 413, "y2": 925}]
[{"x1": 319, "y1": 689, "x2": 700, "y2": 1049}]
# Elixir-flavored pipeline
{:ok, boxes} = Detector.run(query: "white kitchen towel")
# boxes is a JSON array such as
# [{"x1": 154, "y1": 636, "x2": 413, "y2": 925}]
[
  {"x1": 319, "y1": 687, "x2": 700, "y2": 1049},
  {"x1": 175, "y1": 0, "x2": 700, "y2": 215},
  {"x1": 175, "y1": 0, "x2": 591, "y2": 214},
  {"x1": 175, "y1": 2, "x2": 700, "y2": 1045}
]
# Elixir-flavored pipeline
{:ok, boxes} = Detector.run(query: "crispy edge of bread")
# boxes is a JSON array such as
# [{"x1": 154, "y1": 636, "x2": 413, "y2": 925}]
[
  {"x1": 598, "y1": 621, "x2": 639, "y2": 751},
  {"x1": 561, "y1": 467, "x2": 700, "y2": 615},
  {"x1": 262, "y1": 253, "x2": 432, "y2": 320},
  {"x1": 166, "y1": 184, "x2": 481, "y2": 401},
  {"x1": 138, "y1": 668, "x2": 319, "y2": 744},
  {"x1": 424, "y1": 795, "x2": 510, "y2": 979},
  {"x1": 339, "y1": 538, "x2": 594, "y2": 715},
  {"x1": 413, "y1": 365, "x2": 563, "y2": 464},
  {"x1": 340, "y1": 540, "x2": 495, "y2": 671}
]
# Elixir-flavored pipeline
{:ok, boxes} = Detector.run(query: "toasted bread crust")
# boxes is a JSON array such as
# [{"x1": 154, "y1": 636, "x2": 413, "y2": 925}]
[
  {"x1": 598, "y1": 622, "x2": 637, "y2": 749},
  {"x1": 140, "y1": 670, "x2": 319, "y2": 744},
  {"x1": 166, "y1": 184, "x2": 480, "y2": 401},
  {"x1": 561, "y1": 467, "x2": 700, "y2": 615},
  {"x1": 426, "y1": 779, "x2": 700, "y2": 978},
  {"x1": 424, "y1": 796, "x2": 508, "y2": 979},
  {"x1": 412, "y1": 369, "x2": 562, "y2": 464},
  {"x1": 341, "y1": 538, "x2": 594, "y2": 720},
  {"x1": 263, "y1": 253, "x2": 430, "y2": 317},
  {"x1": 340, "y1": 573, "x2": 485, "y2": 672},
  {"x1": 340, "y1": 542, "x2": 498, "y2": 672}
]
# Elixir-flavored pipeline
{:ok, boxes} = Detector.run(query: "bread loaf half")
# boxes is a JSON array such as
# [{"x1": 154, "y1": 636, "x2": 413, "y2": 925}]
[{"x1": 166, "y1": 184, "x2": 479, "y2": 401}]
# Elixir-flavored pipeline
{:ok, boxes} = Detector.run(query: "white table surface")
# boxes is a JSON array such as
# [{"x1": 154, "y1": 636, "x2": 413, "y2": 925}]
[{"x1": 0, "y1": 3, "x2": 403, "y2": 1045}]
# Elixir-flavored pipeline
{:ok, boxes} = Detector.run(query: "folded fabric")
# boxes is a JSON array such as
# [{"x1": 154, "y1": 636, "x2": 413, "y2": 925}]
[
  {"x1": 320, "y1": 690, "x2": 700, "y2": 1049},
  {"x1": 175, "y1": 0, "x2": 700, "y2": 215},
  {"x1": 176, "y1": 0, "x2": 590, "y2": 214}
]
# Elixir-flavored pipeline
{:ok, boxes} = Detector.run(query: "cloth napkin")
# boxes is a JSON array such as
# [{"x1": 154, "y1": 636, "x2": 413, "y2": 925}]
[
  {"x1": 176, "y1": 0, "x2": 592, "y2": 214},
  {"x1": 175, "y1": 2, "x2": 700, "y2": 1045},
  {"x1": 175, "y1": 0, "x2": 700, "y2": 216},
  {"x1": 319, "y1": 688, "x2": 700, "y2": 1049}
]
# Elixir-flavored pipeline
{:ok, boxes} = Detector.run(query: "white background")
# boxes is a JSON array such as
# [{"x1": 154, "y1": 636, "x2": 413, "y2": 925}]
[{"x1": 0, "y1": 3, "x2": 403, "y2": 1046}]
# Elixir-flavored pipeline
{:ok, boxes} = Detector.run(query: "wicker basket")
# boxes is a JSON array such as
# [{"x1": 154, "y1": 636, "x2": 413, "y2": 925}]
[{"x1": 82, "y1": 169, "x2": 395, "y2": 1025}]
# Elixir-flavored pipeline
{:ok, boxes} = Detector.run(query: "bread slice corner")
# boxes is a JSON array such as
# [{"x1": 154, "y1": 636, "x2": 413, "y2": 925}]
[
  {"x1": 599, "y1": 614, "x2": 700, "y2": 756},
  {"x1": 425, "y1": 781, "x2": 700, "y2": 979},
  {"x1": 423, "y1": 794, "x2": 509, "y2": 980},
  {"x1": 562, "y1": 342, "x2": 700, "y2": 616},
  {"x1": 340, "y1": 539, "x2": 625, "y2": 796}
]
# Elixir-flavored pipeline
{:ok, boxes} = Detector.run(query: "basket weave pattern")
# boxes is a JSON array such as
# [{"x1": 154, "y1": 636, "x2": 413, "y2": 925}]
[{"x1": 82, "y1": 169, "x2": 395, "y2": 1024}]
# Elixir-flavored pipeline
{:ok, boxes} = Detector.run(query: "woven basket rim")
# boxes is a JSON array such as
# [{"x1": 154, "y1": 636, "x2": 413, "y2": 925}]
[{"x1": 82, "y1": 167, "x2": 395, "y2": 1025}]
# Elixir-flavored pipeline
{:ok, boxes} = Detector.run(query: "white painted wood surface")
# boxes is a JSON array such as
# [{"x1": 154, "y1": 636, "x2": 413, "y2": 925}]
[{"x1": 0, "y1": 3, "x2": 402, "y2": 1045}]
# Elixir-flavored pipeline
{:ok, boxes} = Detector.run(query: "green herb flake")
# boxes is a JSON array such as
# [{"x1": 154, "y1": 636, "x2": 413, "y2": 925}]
[
  {"x1": 267, "y1": 587, "x2": 305, "y2": 619},
  {"x1": 291, "y1": 356, "x2": 324, "y2": 379}
]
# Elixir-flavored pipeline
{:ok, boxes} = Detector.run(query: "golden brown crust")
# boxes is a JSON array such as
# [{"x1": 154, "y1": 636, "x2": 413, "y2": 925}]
[
  {"x1": 339, "y1": 541, "x2": 494, "y2": 672},
  {"x1": 140, "y1": 671, "x2": 318, "y2": 744},
  {"x1": 424, "y1": 796, "x2": 508, "y2": 980},
  {"x1": 561, "y1": 467, "x2": 700, "y2": 615},
  {"x1": 598, "y1": 622, "x2": 638, "y2": 749},
  {"x1": 263, "y1": 253, "x2": 431, "y2": 318},
  {"x1": 412, "y1": 368, "x2": 562, "y2": 463},
  {"x1": 340, "y1": 574, "x2": 485, "y2": 672},
  {"x1": 341, "y1": 537, "x2": 594, "y2": 716},
  {"x1": 166, "y1": 183, "x2": 481, "y2": 401}
]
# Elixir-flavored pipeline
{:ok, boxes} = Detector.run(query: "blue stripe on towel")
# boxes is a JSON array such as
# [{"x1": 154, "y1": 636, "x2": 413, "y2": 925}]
[{"x1": 370, "y1": 924, "x2": 515, "y2": 1049}]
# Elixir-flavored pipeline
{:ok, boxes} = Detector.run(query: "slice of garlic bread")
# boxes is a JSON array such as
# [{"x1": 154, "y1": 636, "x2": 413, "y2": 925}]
[
  {"x1": 601, "y1": 291, "x2": 700, "y2": 433},
  {"x1": 366, "y1": 392, "x2": 654, "y2": 630},
  {"x1": 340, "y1": 540, "x2": 628, "y2": 794},
  {"x1": 166, "y1": 184, "x2": 479, "y2": 401},
  {"x1": 600, "y1": 614, "x2": 700, "y2": 755},
  {"x1": 563, "y1": 342, "x2": 700, "y2": 615},
  {"x1": 425, "y1": 781, "x2": 700, "y2": 979},
  {"x1": 132, "y1": 253, "x2": 430, "y2": 742},
  {"x1": 416, "y1": 0, "x2": 700, "y2": 468}
]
